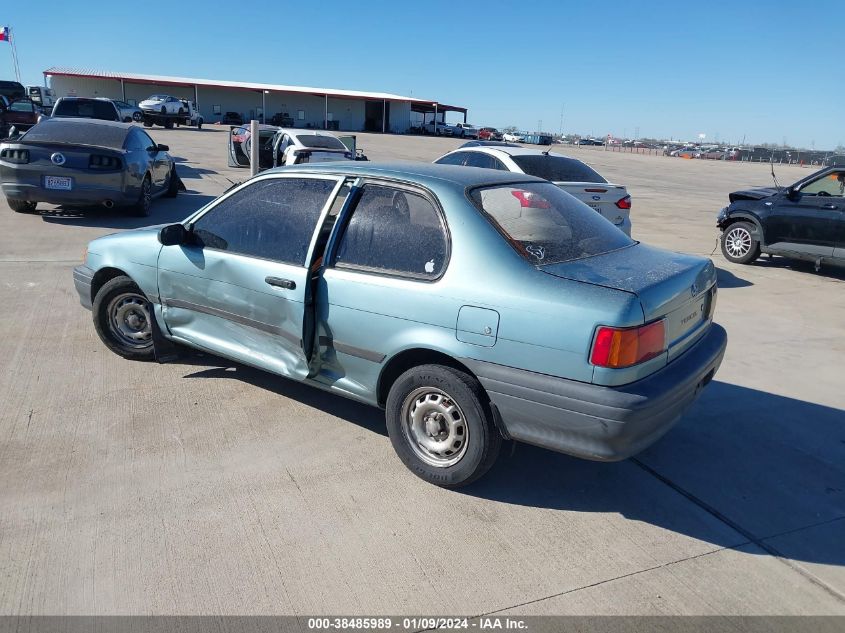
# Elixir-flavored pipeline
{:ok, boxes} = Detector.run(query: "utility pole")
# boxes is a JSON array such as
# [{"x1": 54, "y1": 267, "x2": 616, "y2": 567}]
[
  {"x1": 559, "y1": 103, "x2": 564, "y2": 136},
  {"x1": 537, "y1": 119, "x2": 542, "y2": 133}
]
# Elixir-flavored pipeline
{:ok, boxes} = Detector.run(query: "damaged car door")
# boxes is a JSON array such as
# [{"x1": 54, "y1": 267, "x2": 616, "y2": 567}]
[{"x1": 157, "y1": 174, "x2": 344, "y2": 379}]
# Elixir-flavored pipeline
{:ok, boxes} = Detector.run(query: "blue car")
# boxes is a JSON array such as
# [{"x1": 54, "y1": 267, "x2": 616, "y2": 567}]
[{"x1": 73, "y1": 163, "x2": 727, "y2": 487}]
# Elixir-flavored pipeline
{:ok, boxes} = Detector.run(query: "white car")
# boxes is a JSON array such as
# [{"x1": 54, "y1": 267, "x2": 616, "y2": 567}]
[
  {"x1": 139, "y1": 94, "x2": 187, "y2": 115},
  {"x1": 423, "y1": 120, "x2": 456, "y2": 136},
  {"x1": 502, "y1": 131, "x2": 524, "y2": 142},
  {"x1": 433, "y1": 145, "x2": 633, "y2": 235},
  {"x1": 452, "y1": 123, "x2": 479, "y2": 139}
]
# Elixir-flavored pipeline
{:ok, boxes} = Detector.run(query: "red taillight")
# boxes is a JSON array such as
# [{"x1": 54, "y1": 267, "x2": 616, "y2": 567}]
[
  {"x1": 511, "y1": 190, "x2": 551, "y2": 208},
  {"x1": 590, "y1": 320, "x2": 666, "y2": 368},
  {"x1": 615, "y1": 195, "x2": 632, "y2": 209}
]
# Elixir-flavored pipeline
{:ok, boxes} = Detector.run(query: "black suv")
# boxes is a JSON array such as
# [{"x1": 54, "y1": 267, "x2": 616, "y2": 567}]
[{"x1": 717, "y1": 166, "x2": 845, "y2": 270}]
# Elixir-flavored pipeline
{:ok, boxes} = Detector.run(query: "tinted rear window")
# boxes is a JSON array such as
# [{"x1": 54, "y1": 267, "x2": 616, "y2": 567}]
[
  {"x1": 53, "y1": 100, "x2": 119, "y2": 121},
  {"x1": 22, "y1": 120, "x2": 127, "y2": 149},
  {"x1": 511, "y1": 155, "x2": 607, "y2": 183},
  {"x1": 470, "y1": 182, "x2": 633, "y2": 265},
  {"x1": 295, "y1": 135, "x2": 346, "y2": 150}
]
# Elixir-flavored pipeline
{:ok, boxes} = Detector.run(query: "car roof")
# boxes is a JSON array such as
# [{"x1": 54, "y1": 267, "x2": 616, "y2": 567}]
[
  {"x1": 452, "y1": 145, "x2": 579, "y2": 160},
  {"x1": 21, "y1": 117, "x2": 132, "y2": 148},
  {"x1": 266, "y1": 161, "x2": 546, "y2": 188}
]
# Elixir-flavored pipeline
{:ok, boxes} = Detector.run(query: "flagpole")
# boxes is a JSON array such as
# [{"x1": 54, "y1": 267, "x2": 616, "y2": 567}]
[{"x1": 9, "y1": 28, "x2": 21, "y2": 83}]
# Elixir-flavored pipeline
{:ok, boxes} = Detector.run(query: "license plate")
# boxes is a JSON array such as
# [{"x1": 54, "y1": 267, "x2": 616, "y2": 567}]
[
  {"x1": 44, "y1": 176, "x2": 72, "y2": 190},
  {"x1": 588, "y1": 203, "x2": 601, "y2": 210}
]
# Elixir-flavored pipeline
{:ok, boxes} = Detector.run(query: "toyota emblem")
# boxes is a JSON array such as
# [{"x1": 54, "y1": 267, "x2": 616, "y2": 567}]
[{"x1": 50, "y1": 152, "x2": 66, "y2": 166}]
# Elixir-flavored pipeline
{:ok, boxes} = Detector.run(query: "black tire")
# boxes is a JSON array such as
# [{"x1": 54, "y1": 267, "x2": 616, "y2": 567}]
[
  {"x1": 143, "y1": 120, "x2": 153, "y2": 128},
  {"x1": 8, "y1": 198, "x2": 37, "y2": 213},
  {"x1": 164, "y1": 165, "x2": 179, "y2": 198},
  {"x1": 164, "y1": 119, "x2": 174, "y2": 129},
  {"x1": 132, "y1": 175, "x2": 152, "y2": 217},
  {"x1": 196, "y1": 118, "x2": 203, "y2": 130},
  {"x1": 133, "y1": 112, "x2": 143, "y2": 122},
  {"x1": 386, "y1": 364, "x2": 501, "y2": 488},
  {"x1": 720, "y1": 220, "x2": 761, "y2": 264},
  {"x1": 92, "y1": 275, "x2": 155, "y2": 361},
  {"x1": 123, "y1": 117, "x2": 131, "y2": 123}
]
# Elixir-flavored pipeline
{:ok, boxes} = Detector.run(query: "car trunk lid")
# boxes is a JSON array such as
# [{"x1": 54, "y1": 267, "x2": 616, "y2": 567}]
[
  {"x1": 541, "y1": 243, "x2": 717, "y2": 356},
  {"x1": 554, "y1": 181, "x2": 629, "y2": 227}
]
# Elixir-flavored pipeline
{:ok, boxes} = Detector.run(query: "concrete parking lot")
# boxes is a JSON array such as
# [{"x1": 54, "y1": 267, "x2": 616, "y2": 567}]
[{"x1": 0, "y1": 127, "x2": 843, "y2": 616}]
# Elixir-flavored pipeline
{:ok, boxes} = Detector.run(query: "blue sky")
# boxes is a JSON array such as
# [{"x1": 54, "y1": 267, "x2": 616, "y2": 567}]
[{"x1": 2, "y1": 0, "x2": 842, "y2": 148}]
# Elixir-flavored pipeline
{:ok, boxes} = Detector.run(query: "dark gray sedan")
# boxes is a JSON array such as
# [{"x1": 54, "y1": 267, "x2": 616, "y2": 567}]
[{"x1": 0, "y1": 117, "x2": 177, "y2": 216}]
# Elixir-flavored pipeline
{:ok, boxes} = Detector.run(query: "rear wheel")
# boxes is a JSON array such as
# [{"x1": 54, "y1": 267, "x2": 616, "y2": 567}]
[
  {"x1": 386, "y1": 364, "x2": 501, "y2": 488},
  {"x1": 721, "y1": 221, "x2": 760, "y2": 264},
  {"x1": 143, "y1": 120, "x2": 153, "y2": 127},
  {"x1": 8, "y1": 198, "x2": 37, "y2": 213},
  {"x1": 132, "y1": 175, "x2": 152, "y2": 217},
  {"x1": 92, "y1": 275, "x2": 154, "y2": 361}
]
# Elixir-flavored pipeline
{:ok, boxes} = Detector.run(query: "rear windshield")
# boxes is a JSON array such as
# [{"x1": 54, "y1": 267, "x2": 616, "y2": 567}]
[
  {"x1": 22, "y1": 120, "x2": 127, "y2": 149},
  {"x1": 512, "y1": 155, "x2": 607, "y2": 183},
  {"x1": 295, "y1": 134, "x2": 346, "y2": 150},
  {"x1": 53, "y1": 99, "x2": 118, "y2": 121},
  {"x1": 469, "y1": 182, "x2": 633, "y2": 265}
]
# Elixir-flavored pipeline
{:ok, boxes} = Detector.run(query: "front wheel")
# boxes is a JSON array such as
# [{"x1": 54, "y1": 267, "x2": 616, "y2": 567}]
[
  {"x1": 92, "y1": 275, "x2": 155, "y2": 361},
  {"x1": 386, "y1": 364, "x2": 502, "y2": 488},
  {"x1": 721, "y1": 221, "x2": 760, "y2": 264}
]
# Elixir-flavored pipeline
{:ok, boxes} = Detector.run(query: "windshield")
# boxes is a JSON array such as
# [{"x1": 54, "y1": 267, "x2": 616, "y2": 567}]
[
  {"x1": 469, "y1": 182, "x2": 633, "y2": 265},
  {"x1": 52, "y1": 99, "x2": 118, "y2": 121},
  {"x1": 148, "y1": 95, "x2": 166, "y2": 101},
  {"x1": 511, "y1": 155, "x2": 607, "y2": 183},
  {"x1": 294, "y1": 134, "x2": 346, "y2": 150}
]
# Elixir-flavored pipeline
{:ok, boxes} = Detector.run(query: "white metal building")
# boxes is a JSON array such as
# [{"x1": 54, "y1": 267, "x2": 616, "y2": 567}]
[{"x1": 42, "y1": 67, "x2": 467, "y2": 133}]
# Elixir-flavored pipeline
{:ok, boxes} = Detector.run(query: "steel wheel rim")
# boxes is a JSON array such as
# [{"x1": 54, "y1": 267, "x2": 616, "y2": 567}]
[
  {"x1": 725, "y1": 227, "x2": 752, "y2": 258},
  {"x1": 108, "y1": 292, "x2": 152, "y2": 349},
  {"x1": 401, "y1": 387, "x2": 469, "y2": 468}
]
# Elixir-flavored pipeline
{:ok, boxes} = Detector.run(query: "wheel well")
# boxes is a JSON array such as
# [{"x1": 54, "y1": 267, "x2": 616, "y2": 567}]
[
  {"x1": 722, "y1": 214, "x2": 764, "y2": 240},
  {"x1": 90, "y1": 267, "x2": 128, "y2": 301},
  {"x1": 376, "y1": 348, "x2": 475, "y2": 408}
]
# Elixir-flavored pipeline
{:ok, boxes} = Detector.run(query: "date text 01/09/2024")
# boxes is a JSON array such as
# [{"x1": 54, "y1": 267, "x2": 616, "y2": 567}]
[{"x1": 306, "y1": 617, "x2": 528, "y2": 630}]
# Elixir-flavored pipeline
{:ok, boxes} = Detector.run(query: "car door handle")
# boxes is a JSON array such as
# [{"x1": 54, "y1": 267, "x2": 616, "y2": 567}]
[
  {"x1": 265, "y1": 276, "x2": 296, "y2": 290},
  {"x1": 821, "y1": 203, "x2": 838, "y2": 210}
]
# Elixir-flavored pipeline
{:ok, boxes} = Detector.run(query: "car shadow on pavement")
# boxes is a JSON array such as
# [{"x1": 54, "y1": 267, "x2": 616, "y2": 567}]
[
  {"x1": 749, "y1": 256, "x2": 845, "y2": 281},
  {"x1": 461, "y1": 380, "x2": 845, "y2": 568},
  {"x1": 715, "y1": 267, "x2": 753, "y2": 288},
  {"x1": 172, "y1": 352, "x2": 845, "y2": 568},
  {"x1": 178, "y1": 353, "x2": 387, "y2": 438},
  {"x1": 36, "y1": 193, "x2": 216, "y2": 230}
]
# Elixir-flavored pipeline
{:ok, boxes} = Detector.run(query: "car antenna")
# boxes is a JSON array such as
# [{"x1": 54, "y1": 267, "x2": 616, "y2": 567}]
[{"x1": 770, "y1": 153, "x2": 782, "y2": 191}]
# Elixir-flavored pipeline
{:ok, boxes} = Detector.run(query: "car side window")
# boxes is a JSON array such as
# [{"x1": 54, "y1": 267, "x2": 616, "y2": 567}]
[
  {"x1": 800, "y1": 172, "x2": 845, "y2": 197},
  {"x1": 191, "y1": 177, "x2": 337, "y2": 265},
  {"x1": 333, "y1": 184, "x2": 448, "y2": 279},
  {"x1": 124, "y1": 130, "x2": 147, "y2": 151},
  {"x1": 463, "y1": 152, "x2": 498, "y2": 169},
  {"x1": 435, "y1": 152, "x2": 468, "y2": 166}
]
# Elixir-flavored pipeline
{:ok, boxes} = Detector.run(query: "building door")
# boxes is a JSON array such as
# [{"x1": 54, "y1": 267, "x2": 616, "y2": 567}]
[{"x1": 364, "y1": 100, "x2": 389, "y2": 132}]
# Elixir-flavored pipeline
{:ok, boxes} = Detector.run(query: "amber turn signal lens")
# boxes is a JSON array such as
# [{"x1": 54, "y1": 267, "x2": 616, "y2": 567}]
[{"x1": 590, "y1": 320, "x2": 666, "y2": 368}]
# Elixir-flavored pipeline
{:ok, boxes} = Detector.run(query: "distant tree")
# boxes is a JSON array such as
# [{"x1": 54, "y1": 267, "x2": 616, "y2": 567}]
[{"x1": 502, "y1": 125, "x2": 518, "y2": 133}]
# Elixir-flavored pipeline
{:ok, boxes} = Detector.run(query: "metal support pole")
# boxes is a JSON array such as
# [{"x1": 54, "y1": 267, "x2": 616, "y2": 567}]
[
  {"x1": 434, "y1": 104, "x2": 438, "y2": 135},
  {"x1": 262, "y1": 91, "x2": 266, "y2": 123},
  {"x1": 382, "y1": 99, "x2": 386, "y2": 133},
  {"x1": 249, "y1": 119, "x2": 260, "y2": 178},
  {"x1": 194, "y1": 84, "x2": 199, "y2": 112},
  {"x1": 121, "y1": 79, "x2": 126, "y2": 102},
  {"x1": 324, "y1": 94, "x2": 328, "y2": 130}
]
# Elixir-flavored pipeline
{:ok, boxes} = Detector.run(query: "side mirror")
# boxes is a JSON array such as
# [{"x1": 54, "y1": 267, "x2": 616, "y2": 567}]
[
  {"x1": 157, "y1": 144, "x2": 169, "y2": 152},
  {"x1": 158, "y1": 223, "x2": 188, "y2": 246},
  {"x1": 785, "y1": 186, "x2": 800, "y2": 201}
]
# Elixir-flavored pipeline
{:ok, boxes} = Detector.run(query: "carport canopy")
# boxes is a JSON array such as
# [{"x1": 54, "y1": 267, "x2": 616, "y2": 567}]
[{"x1": 412, "y1": 102, "x2": 468, "y2": 124}]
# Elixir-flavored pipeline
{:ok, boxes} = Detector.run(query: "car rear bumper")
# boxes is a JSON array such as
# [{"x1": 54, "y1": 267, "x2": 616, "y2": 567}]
[
  {"x1": 73, "y1": 264, "x2": 95, "y2": 310},
  {"x1": 2, "y1": 178, "x2": 134, "y2": 207},
  {"x1": 463, "y1": 324, "x2": 727, "y2": 461}
]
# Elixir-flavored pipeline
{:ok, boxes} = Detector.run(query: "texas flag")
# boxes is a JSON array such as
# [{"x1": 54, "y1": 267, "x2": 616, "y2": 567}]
[{"x1": 0, "y1": 27, "x2": 10, "y2": 42}]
